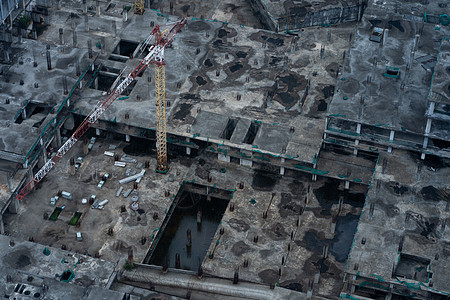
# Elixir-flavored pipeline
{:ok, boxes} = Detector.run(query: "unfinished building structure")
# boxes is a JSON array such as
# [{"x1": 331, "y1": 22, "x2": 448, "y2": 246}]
[{"x1": 0, "y1": 0, "x2": 449, "y2": 299}]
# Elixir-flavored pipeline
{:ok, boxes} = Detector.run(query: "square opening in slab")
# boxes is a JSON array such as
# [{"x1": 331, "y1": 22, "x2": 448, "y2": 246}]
[
  {"x1": 220, "y1": 118, "x2": 238, "y2": 140},
  {"x1": 394, "y1": 253, "x2": 430, "y2": 282},
  {"x1": 113, "y1": 39, "x2": 140, "y2": 57},
  {"x1": 90, "y1": 73, "x2": 137, "y2": 95},
  {"x1": 147, "y1": 183, "x2": 231, "y2": 270},
  {"x1": 243, "y1": 121, "x2": 260, "y2": 144},
  {"x1": 15, "y1": 102, "x2": 52, "y2": 125}
]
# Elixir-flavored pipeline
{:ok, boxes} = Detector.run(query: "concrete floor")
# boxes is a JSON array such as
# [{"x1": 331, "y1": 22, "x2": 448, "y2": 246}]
[{"x1": 3, "y1": 131, "x2": 367, "y2": 299}]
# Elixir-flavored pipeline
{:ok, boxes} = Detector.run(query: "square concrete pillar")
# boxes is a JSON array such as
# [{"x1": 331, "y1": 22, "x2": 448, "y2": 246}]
[
  {"x1": 239, "y1": 158, "x2": 252, "y2": 167},
  {"x1": 0, "y1": 216, "x2": 4, "y2": 234},
  {"x1": 8, "y1": 197, "x2": 20, "y2": 214},
  {"x1": 218, "y1": 153, "x2": 230, "y2": 163}
]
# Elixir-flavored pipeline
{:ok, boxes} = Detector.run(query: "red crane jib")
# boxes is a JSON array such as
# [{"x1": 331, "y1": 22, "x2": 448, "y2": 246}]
[{"x1": 16, "y1": 18, "x2": 187, "y2": 201}]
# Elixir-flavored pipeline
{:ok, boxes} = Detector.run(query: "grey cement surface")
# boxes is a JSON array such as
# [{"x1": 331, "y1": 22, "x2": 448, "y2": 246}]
[
  {"x1": 346, "y1": 149, "x2": 450, "y2": 295},
  {"x1": 251, "y1": 0, "x2": 361, "y2": 31},
  {"x1": 3, "y1": 135, "x2": 190, "y2": 264},
  {"x1": 69, "y1": 11, "x2": 353, "y2": 164},
  {"x1": 149, "y1": 0, "x2": 264, "y2": 30},
  {"x1": 328, "y1": 0, "x2": 450, "y2": 137},
  {"x1": 0, "y1": 234, "x2": 117, "y2": 287},
  {"x1": 0, "y1": 39, "x2": 89, "y2": 158}
]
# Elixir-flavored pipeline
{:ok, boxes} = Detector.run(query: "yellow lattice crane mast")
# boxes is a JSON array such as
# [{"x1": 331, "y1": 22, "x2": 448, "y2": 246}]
[
  {"x1": 134, "y1": 0, "x2": 144, "y2": 15},
  {"x1": 151, "y1": 22, "x2": 186, "y2": 173},
  {"x1": 153, "y1": 29, "x2": 167, "y2": 173}
]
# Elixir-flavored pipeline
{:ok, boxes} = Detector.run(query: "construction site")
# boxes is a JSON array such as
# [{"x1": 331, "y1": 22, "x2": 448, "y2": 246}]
[{"x1": 0, "y1": 0, "x2": 449, "y2": 299}]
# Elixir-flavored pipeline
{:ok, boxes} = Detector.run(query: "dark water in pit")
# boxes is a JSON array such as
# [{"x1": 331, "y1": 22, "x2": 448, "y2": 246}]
[
  {"x1": 304, "y1": 213, "x2": 360, "y2": 263},
  {"x1": 329, "y1": 213, "x2": 359, "y2": 262},
  {"x1": 149, "y1": 194, "x2": 229, "y2": 270}
]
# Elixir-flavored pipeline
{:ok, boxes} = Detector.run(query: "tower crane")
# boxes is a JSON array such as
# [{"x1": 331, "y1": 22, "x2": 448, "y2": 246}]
[{"x1": 16, "y1": 17, "x2": 187, "y2": 201}]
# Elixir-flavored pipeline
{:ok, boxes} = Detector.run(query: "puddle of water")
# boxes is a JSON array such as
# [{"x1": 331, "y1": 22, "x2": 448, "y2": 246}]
[
  {"x1": 252, "y1": 170, "x2": 277, "y2": 191},
  {"x1": 149, "y1": 194, "x2": 229, "y2": 270},
  {"x1": 303, "y1": 213, "x2": 360, "y2": 264},
  {"x1": 329, "y1": 213, "x2": 359, "y2": 263}
]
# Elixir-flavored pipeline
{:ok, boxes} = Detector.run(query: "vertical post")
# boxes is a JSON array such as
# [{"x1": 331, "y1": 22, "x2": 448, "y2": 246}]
[
  {"x1": 388, "y1": 130, "x2": 395, "y2": 153},
  {"x1": 83, "y1": 138, "x2": 89, "y2": 154},
  {"x1": 85, "y1": 15, "x2": 89, "y2": 32},
  {"x1": 70, "y1": 158, "x2": 76, "y2": 175},
  {"x1": 83, "y1": 0, "x2": 87, "y2": 13},
  {"x1": 73, "y1": 30, "x2": 77, "y2": 48},
  {"x1": 186, "y1": 137, "x2": 191, "y2": 155},
  {"x1": 123, "y1": 8, "x2": 128, "y2": 22},
  {"x1": 0, "y1": 215, "x2": 4, "y2": 234},
  {"x1": 75, "y1": 59, "x2": 80, "y2": 76},
  {"x1": 96, "y1": 0, "x2": 101, "y2": 16},
  {"x1": 88, "y1": 40, "x2": 93, "y2": 58},
  {"x1": 54, "y1": 127, "x2": 62, "y2": 148},
  {"x1": 46, "y1": 46, "x2": 52, "y2": 70},
  {"x1": 59, "y1": 28, "x2": 64, "y2": 44},
  {"x1": 112, "y1": 20, "x2": 116, "y2": 37},
  {"x1": 63, "y1": 76, "x2": 68, "y2": 95}
]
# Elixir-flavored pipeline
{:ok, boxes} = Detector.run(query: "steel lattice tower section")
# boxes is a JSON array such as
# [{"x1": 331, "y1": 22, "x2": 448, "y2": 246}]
[
  {"x1": 153, "y1": 27, "x2": 168, "y2": 173},
  {"x1": 134, "y1": 0, "x2": 144, "y2": 15},
  {"x1": 155, "y1": 63, "x2": 167, "y2": 172}
]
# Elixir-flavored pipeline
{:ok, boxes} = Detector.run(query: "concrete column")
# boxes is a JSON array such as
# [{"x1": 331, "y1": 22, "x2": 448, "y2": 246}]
[
  {"x1": 8, "y1": 197, "x2": 20, "y2": 214},
  {"x1": 425, "y1": 118, "x2": 432, "y2": 134},
  {"x1": 83, "y1": 0, "x2": 87, "y2": 13},
  {"x1": 0, "y1": 215, "x2": 4, "y2": 234},
  {"x1": 421, "y1": 136, "x2": 429, "y2": 160},
  {"x1": 96, "y1": 128, "x2": 101, "y2": 136},
  {"x1": 186, "y1": 138, "x2": 191, "y2": 155},
  {"x1": 388, "y1": 130, "x2": 395, "y2": 153},
  {"x1": 83, "y1": 138, "x2": 89, "y2": 154},
  {"x1": 41, "y1": 138, "x2": 48, "y2": 163},
  {"x1": 112, "y1": 21, "x2": 116, "y2": 37},
  {"x1": 94, "y1": 77, "x2": 99, "y2": 89},
  {"x1": 96, "y1": 0, "x2": 101, "y2": 16},
  {"x1": 6, "y1": 173, "x2": 13, "y2": 192},
  {"x1": 428, "y1": 101, "x2": 435, "y2": 115},
  {"x1": 239, "y1": 158, "x2": 252, "y2": 167},
  {"x1": 23, "y1": 158, "x2": 28, "y2": 169},
  {"x1": 53, "y1": 127, "x2": 62, "y2": 148},
  {"x1": 73, "y1": 30, "x2": 77, "y2": 47},
  {"x1": 85, "y1": 15, "x2": 89, "y2": 32},
  {"x1": 345, "y1": 181, "x2": 350, "y2": 189},
  {"x1": 353, "y1": 140, "x2": 359, "y2": 155},
  {"x1": 312, "y1": 174, "x2": 317, "y2": 182},
  {"x1": 125, "y1": 134, "x2": 131, "y2": 142},
  {"x1": 280, "y1": 158, "x2": 285, "y2": 175},
  {"x1": 123, "y1": 8, "x2": 128, "y2": 22},
  {"x1": 218, "y1": 153, "x2": 230, "y2": 163},
  {"x1": 59, "y1": 28, "x2": 64, "y2": 44},
  {"x1": 356, "y1": 123, "x2": 361, "y2": 134}
]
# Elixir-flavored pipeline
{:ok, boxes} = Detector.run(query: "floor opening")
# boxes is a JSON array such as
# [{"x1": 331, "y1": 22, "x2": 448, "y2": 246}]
[
  {"x1": 243, "y1": 121, "x2": 260, "y2": 144},
  {"x1": 147, "y1": 183, "x2": 231, "y2": 270},
  {"x1": 220, "y1": 118, "x2": 238, "y2": 140},
  {"x1": 113, "y1": 40, "x2": 140, "y2": 57}
]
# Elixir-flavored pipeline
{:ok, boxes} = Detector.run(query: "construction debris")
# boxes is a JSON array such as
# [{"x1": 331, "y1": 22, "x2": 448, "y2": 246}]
[{"x1": 119, "y1": 169, "x2": 145, "y2": 184}]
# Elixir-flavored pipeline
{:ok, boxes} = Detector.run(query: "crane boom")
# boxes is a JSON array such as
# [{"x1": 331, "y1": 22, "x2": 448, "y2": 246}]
[{"x1": 16, "y1": 17, "x2": 187, "y2": 201}]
